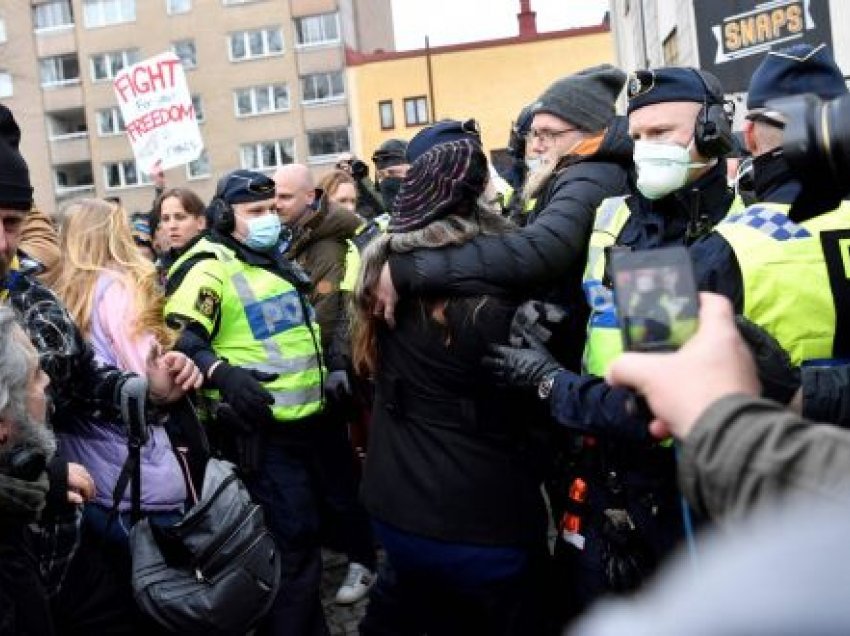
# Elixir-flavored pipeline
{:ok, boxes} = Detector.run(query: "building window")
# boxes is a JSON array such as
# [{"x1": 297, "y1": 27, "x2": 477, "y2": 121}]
[
  {"x1": 104, "y1": 160, "x2": 151, "y2": 189},
  {"x1": 83, "y1": 0, "x2": 135, "y2": 28},
  {"x1": 229, "y1": 27, "x2": 284, "y2": 61},
  {"x1": 294, "y1": 13, "x2": 340, "y2": 47},
  {"x1": 301, "y1": 71, "x2": 344, "y2": 104},
  {"x1": 33, "y1": 1, "x2": 74, "y2": 31},
  {"x1": 39, "y1": 54, "x2": 80, "y2": 87},
  {"x1": 173, "y1": 39, "x2": 197, "y2": 68},
  {"x1": 0, "y1": 18, "x2": 5, "y2": 42},
  {"x1": 379, "y1": 100, "x2": 394, "y2": 130},
  {"x1": 97, "y1": 106, "x2": 125, "y2": 136},
  {"x1": 192, "y1": 95, "x2": 204, "y2": 122},
  {"x1": 0, "y1": 71, "x2": 12, "y2": 98},
  {"x1": 240, "y1": 139, "x2": 295, "y2": 171},
  {"x1": 91, "y1": 49, "x2": 139, "y2": 81},
  {"x1": 187, "y1": 150, "x2": 210, "y2": 179},
  {"x1": 662, "y1": 28, "x2": 679, "y2": 65},
  {"x1": 307, "y1": 128, "x2": 350, "y2": 160},
  {"x1": 404, "y1": 96, "x2": 429, "y2": 126},
  {"x1": 234, "y1": 84, "x2": 290, "y2": 117},
  {"x1": 167, "y1": 0, "x2": 191, "y2": 14}
]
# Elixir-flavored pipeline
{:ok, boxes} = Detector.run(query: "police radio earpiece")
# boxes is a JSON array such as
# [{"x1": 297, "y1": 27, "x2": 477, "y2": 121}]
[{"x1": 692, "y1": 69, "x2": 734, "y2": 159}]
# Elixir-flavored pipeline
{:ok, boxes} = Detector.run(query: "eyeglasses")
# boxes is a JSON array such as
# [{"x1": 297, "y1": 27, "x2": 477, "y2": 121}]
[{"x1": 525, "y1": 127, "x2": 578, "y2": 144}]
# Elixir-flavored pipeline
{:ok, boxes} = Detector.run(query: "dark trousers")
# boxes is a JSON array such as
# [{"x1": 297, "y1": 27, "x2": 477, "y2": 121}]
[
  {"x1": 245, "y1": 431, "x2": 329, "y2": 636},
  {"x1": 360, "y1": 531, "x2": 550, "y2": 636},
  {"x1": 313, "y1": 410, "x2": 377, "y2": 570}
]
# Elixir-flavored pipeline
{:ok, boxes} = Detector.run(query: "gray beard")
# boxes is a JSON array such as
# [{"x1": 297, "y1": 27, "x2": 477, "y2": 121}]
[{"x1": 0, "y1": 412, "x2": 56, "y2": 471}]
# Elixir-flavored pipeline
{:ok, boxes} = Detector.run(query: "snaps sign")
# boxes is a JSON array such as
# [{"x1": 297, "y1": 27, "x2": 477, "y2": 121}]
[
  {"x1": 695, "y1": 0, "x2": 832, "y2": 92},
  {"x1": 113, "y1": 52, "x2": 203, "y2": 173}
]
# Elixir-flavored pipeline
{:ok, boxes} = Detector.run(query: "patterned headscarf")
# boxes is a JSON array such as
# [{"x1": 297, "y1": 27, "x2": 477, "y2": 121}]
[{"x1": 388, "y1": 139, "x2": 487, "y2": 233}]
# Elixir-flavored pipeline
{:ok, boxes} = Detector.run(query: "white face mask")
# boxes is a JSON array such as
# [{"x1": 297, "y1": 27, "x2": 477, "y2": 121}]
[{"x1": 633, "y1": 138, "x2": 708, "y2": 200}]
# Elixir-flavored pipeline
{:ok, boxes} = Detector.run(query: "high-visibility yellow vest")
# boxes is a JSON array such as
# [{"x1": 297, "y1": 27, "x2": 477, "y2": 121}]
[
  {"x1": 165, "y1": 237, "x2": 325, "y2": 422},
  {"x1": 340, "y1": 214, "x2": 389, "y2": 293},
  {"x1": 581, "y1": 195, "x2": 744, "y2": 377},
  {"x1": 716, "y1": 201, "x2": 850, "y2": 366}
]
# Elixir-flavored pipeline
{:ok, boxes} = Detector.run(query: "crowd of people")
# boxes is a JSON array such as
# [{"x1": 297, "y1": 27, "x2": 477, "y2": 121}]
[{"x1": 1, "y1": 38, "x2": 850, "y2": 636}]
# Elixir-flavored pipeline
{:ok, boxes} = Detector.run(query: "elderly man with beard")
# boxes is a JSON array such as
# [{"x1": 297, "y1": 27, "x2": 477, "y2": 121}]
[{"x1": 0, "y1": 307, "x2": 94, "y2": 635}]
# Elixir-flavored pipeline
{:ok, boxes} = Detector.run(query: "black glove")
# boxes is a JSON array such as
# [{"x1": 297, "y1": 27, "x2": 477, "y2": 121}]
[
  {"x1": 483, "y1": 325, "x2": 563, "y2": 390},
  {"x1": 735, "y1": 316, "x2": 801, "y2": 404},
  {"x1": 324, "y1": 370, "x2": 352, "y2": 402},
  {"x1": 351, "y1": 159, "x2": 369, "y2": 180},
  {"x1": 209, "y1": 362, "x2": 278, "y2": 423},
  {"x1": 509, "y1": 300, "x2": 567, "y2": 348},
  {"x1": 600, "y1": 508, "x2": 656, "y2": 593}
]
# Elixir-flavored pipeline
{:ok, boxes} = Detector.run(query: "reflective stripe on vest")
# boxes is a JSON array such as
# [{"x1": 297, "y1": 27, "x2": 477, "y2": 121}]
[
  {"x1": 716, "y1": 201, "x2": 850, "y2": 366},
  {"x1": 581, "y1": 195, "x2": 745, "y2": 376},
  {"x1": 581, "y1": 196, "x2": 631, "y2": 377},
  {"x1": 169, "y1": 238, "x2": 325, "y2": 422}
]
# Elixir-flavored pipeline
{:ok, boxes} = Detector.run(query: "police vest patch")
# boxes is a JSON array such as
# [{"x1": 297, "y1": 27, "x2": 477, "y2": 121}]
[{"x1": 195, "y1": 286, "x2": 221, "y2": 319}]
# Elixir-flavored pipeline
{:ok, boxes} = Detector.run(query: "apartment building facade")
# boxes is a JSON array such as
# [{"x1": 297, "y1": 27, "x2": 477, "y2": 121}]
[{"x1": 0, "y1": 0, "x2": 393, "y2": 216}]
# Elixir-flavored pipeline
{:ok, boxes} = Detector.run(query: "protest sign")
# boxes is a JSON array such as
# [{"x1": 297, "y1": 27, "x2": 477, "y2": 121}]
[{"x1": 113, "y1": 51, "x2": 203, "y2": 173}]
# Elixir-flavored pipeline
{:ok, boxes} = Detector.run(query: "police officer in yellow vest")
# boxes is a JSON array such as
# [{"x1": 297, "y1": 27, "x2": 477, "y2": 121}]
[
  {"x1": 691, "y1": 43, "x2": 850, "y2": 374},
  {"x1": 164, "y1": 169, "x2": 329, "y2": 636},
  {"x1": 485, "y1": 67, "x2": 742, "y2": 624}
]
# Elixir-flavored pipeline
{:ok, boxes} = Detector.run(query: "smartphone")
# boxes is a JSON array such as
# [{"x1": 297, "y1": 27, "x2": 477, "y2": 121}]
[{"x1": 609, "y1": 246, "x2": 699, "y2": 352}]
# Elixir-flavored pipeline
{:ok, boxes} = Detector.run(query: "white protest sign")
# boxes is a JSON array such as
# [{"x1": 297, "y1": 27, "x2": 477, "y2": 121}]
[{"x1": 113, "y1": 51, "x2": 203, "y2": 173}]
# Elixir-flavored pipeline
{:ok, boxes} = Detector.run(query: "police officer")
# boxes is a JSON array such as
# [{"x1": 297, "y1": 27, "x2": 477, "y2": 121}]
[
  {"x1": 485, "y1": 67, "x2": 742, "y2": 622},
  {"x1": 371, "y1": 138, "x2": 409, "y2": 212},
  {"x1": 691, "y1": 43, "x2": 850, "y2": 369},
  {"x1": 164, "y1": 169, "x2": 328, "y2": 636}
]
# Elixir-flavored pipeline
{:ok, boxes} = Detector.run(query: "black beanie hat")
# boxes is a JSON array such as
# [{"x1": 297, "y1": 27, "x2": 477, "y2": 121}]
[
  {"x1": 389, "y1": 139, "x2": 487, "y2": 234},
  {"x1": 530, "y1": 64, "x2": 626, "y2": 132},
  {"x1": 0, "y1": 105, "x2": 33, "y2": 211}
]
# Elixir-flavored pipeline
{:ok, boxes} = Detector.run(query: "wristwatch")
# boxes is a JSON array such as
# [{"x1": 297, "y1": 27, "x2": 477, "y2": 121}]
[{"x1": 537, "y1": 374, "x2": 557, "y2": 401}]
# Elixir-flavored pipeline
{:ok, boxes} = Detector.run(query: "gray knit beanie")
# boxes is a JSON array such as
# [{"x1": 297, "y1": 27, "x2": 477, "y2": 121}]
[{"x1": 530, "y1": 64, "x2": 626, "y2": 132}]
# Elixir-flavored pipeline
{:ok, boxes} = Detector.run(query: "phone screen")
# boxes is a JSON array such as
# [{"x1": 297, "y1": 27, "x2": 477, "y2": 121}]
[{"x1": 610, "y1": 247, "x2": 699, "y2": 352}]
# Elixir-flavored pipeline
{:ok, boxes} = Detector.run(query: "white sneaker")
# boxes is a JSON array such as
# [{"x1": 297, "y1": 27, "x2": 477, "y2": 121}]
[{"x1": 334, "y1": 562, "x2": 374, "y2": 605}]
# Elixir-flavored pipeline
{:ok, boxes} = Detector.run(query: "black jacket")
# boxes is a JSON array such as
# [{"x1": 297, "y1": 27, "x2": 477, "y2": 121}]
[
  {"x1": 389, "y1": 116, "x2": 635, "y2": 297},
  {"x1": 361, "y1": 296, "x2": 547, "y2": 547}
]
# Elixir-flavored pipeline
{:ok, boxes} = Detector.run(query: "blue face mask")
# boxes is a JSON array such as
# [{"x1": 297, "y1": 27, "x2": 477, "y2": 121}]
[{"x1": 239, "y1": 212, "x2": 281, "y2": 251}]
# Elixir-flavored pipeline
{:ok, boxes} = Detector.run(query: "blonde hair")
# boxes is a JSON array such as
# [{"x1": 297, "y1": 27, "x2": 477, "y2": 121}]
[
  {"x1": 351, "y1": 208, "x2": 511, "y2": 375},
  {"x1": 49, "y1": 198, "x2": 176, "y2": 349}
]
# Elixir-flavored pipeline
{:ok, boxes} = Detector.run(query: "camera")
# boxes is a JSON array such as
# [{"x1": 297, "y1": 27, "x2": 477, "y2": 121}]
[{"x1": 767, "y1": 93, "x2": 850, "y2": 210}]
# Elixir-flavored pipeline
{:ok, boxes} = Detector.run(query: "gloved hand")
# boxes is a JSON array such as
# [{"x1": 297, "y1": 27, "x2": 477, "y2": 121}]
[
  {"x1": 734, "y1": 316, "x2": 800, "y2": 404},
  {"x1": 325, "y1": 370, "x2": 352, "y2": 402},
  {"x1": 600, "y1": 508, "x2": 656, "y2": 593},
  {"x1": 509, "y1": 300, "x2": 567, "y2": 347},
  {"x1": 483, "y1": 325, "x2": 563, "y2": 390},
  {"x1": 351, "y1": 159, "x2": 369, "y2": 180},
  {"x1": 209, "y1": 362, "x2": 278, "y2": 423}
]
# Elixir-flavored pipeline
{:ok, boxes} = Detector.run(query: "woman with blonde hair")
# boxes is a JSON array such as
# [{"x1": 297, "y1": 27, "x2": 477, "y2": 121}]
[
  {"x1": 318, "y1": 169, "x2": 358, "y2": 214},
  {"x1": 49, "y1": 198, "x2": 201, "y2": 554}
]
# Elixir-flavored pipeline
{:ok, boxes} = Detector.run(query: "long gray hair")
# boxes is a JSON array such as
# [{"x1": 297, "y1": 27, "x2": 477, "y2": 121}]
[{"x1": 351, "y1": 206, "x2": 512, "y2": 375}]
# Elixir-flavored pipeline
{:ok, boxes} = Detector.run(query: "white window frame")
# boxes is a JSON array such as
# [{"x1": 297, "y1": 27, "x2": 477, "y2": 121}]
[
  {"x1": 39, "y1": 55, "x2": 80, "y2": 88},
  {"x1": 96, "y1": 106, "x2": 125, "y2": 136},
  {"x1": 306, "y1": 127, "x2": 350, "y2": 164},
  {"x1": 83, "y1": 0, "x2": 136, "y2": 28},
  {"x1": 233, "y1": 84, "x2": 290, "y2": 118},
  {"x1": 294, "y1": 12, "x2": 340, "y2": 49},
  {"x1": 33, "y1": 1, "x2": 74, "y2": 32},
  {"x1": 166, "y1": 0, "x2": 191, "y2": 15},
  {"x1": 103, "y1": 159, "x2": 152, "y2": 190},
  {"x1": 172, "y1": 39, "x2": 197, "y2": 69},
  {"x1": 240, "y1": 139, "x2": 295, "y2": 171},
  {"x1": 300, "y1": 71, "x2": 344, "y2": 105},
  {"x1": 90, "y1": 49, "x2": 139, "y2": 82},
  {"x1": 0, "y1": 18, "x2": 6, "y2": 42},
  {"x1": 186, "y1": 150, "x2": 211, "y2": 180},
  {"x1": 228, "y1": 27, "x2": 284, "y2": 62},
  {"x1": 223, "y1": 0, "x2": 263, "y2": 5},
  {"x1": 0, "y1": 71, "x2": 12, "y2": 98}
]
